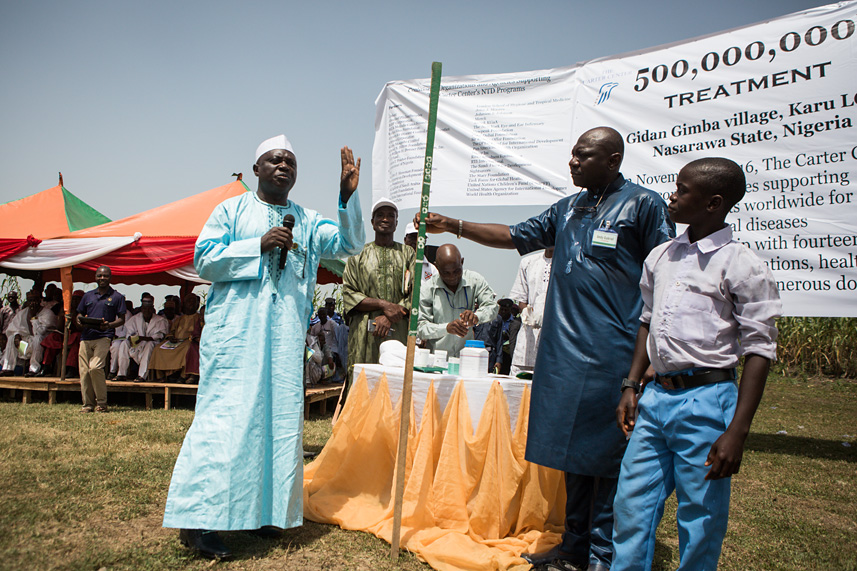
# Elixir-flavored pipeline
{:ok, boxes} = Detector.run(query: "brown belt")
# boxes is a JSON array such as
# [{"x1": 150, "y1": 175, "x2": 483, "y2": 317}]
[{"x1": 655, "y1": 368, "x2": 736, "y2": 390}]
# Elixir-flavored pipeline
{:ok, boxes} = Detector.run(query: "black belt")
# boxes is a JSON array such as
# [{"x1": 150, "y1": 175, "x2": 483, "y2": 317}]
[{"x1": 655, "y1": 368, "x2": 736, "y2": 390}]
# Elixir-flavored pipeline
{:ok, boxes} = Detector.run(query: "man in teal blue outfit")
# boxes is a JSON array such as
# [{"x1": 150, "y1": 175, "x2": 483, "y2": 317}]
[
  {"x1": 421, "y1": 127, "x2": 674, "y2": 571},
  {"x1": 163, "y1": 135, "x2": 364, "y2": 560}
]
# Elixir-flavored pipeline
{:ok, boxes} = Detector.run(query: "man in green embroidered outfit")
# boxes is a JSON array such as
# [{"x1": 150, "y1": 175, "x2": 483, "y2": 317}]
[{"x1": 342, "y1": 198, "x2": 415, "y2": 386}]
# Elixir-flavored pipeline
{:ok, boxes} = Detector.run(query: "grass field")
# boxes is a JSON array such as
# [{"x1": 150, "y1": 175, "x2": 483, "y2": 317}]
[{"x1": 0, "y1": 374, "x2": 855, "y2": 571}]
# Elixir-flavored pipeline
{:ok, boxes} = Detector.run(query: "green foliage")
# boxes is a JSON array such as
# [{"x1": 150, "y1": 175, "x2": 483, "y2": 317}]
[
  {"x1": 0, "y1": 275, "x2": 22, "y2": 301},
  {"x1": 330, "y1": 284, "x2": 343, "y2": 313},
  {"x1": 775, "y1": 317, "x2": 857, "y2": 378},
  {"x1": 312, "y1": 284, "x2": 342, "y2": 315}
]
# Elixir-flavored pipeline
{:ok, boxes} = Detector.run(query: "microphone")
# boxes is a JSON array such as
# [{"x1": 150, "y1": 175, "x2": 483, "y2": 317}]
[{"x1": 279, "y1": 214, "x2": 295, "y2": 270}]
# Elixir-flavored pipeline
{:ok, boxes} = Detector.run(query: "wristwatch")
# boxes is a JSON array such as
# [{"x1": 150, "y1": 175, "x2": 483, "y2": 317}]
[{"x1": 620, "y1": 377, "x2": 640, "y2": 393}]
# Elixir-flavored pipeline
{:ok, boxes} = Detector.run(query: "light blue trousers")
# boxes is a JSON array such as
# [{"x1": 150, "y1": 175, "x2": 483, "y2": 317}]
[{"x1": 612, "y1": 381, "x2": 737, "y2": 571}]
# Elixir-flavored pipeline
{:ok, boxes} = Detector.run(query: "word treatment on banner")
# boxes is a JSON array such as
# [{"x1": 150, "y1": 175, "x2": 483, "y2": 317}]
[
  {"x1": 570, "y1": 1, "x2": 857, "y2": 316},
  {"x1": 373, "y1": 67, "x2": 577, "y2": 209}
]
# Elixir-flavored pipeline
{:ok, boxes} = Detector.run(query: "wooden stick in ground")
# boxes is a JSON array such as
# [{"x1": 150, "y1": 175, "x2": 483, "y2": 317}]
[
  {"x1": 390, "y1": 60, "x2": 442, "y2": 561},
  {"x1": 390, "y1": 334, "x2": 417, "y2": 559}
]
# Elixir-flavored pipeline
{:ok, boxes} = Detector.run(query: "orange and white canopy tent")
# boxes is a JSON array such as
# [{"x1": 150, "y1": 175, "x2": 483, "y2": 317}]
[
  {"x1": 0, "y1": 182, "x2": 111, "y2": 259},
  {"x1": 1, "y1": 178, "x2": 346, "y2": 287}
]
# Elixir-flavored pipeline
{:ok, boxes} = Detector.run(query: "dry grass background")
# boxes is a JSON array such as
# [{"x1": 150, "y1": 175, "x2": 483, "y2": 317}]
[{"x1": 0, "y1": 372, "x2": 855, "y2": 571}]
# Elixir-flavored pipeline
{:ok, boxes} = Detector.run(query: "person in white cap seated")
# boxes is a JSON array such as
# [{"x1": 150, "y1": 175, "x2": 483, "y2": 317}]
[
  {"x1": 341, "y1": 197, "x2": 414, "y2": 392},
  {"x1": 162, "y1": 135, "x2": 365, "y2": 560}
]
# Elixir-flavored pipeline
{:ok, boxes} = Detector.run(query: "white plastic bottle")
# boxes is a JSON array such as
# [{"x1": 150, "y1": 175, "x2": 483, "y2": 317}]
[{"x1": 459, "y1": 340, "x2": 489, "y2": 378}]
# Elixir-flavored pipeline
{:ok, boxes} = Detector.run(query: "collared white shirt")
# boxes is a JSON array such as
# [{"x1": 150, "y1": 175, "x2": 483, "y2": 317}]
[
  {"x1": 509, "y1": 250, "x2": 552, "y2": 369},
  {"x1": 641, "y1": 225, "x2": 781, "y2": 373}
]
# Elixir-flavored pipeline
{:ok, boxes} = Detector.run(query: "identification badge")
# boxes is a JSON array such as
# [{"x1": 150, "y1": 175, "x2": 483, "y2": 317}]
[{"x1": 592, "y1": 228, "x2": 618, "y2": 248}]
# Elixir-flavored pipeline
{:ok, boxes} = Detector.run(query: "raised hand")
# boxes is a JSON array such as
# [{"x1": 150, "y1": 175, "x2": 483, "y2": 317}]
[{"x1": 340, "y1": 146, "x2": 361, "y2": 200}]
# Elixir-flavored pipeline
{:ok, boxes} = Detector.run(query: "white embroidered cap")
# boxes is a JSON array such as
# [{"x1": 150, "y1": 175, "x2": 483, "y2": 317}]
[{"x1": 255, "y1": 134, "x2": 295, "y2": 163}]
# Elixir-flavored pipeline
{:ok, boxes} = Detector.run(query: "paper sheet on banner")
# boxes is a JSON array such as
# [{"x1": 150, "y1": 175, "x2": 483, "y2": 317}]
[
  {"x1": 568, "y1": 1, "x2": 857, "y2": 316},
  {"x1": 373, "y1": 67, "x2": 577, "y2": 209}
]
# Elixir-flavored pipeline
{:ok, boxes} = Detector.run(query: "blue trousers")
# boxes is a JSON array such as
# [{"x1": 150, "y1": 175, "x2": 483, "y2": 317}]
[
  {"x1": 561, "y1": 473, "x2": 617, "y2": 568},
  {"x1": 612, "y1": 381, "x2": 737, "y2": 571}
]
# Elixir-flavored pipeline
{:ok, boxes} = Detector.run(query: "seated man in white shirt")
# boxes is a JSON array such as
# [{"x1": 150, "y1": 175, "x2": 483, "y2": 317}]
[
  {"x1": 417, "y1": 244, "x2": 498, "y2": 358},
  {"x1": 25, "y1": 292, "x2": 59, "y2": 377},
  {"x1": 2, "y1": 291, "x2": 57, "y2": 377},
  {"x1": 108, "y1": 323, "x2": 128, "y2": 380},
  {"x1": 118, "y1": 297, "x2": 169, "y2": 382},
  {"x1": 1, "y1": 301, "x2": 30, "y2": 375}
]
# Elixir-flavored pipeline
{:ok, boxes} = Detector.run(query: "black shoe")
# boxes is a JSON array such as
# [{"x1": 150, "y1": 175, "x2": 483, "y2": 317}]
[
  {"x1": 544, "y1": 559, "x2": 588, "y2": 571},
  {"x1": 246, "y1": 525, "x2": 283, "y2": 539},
  {"x1": 524, "y1": 546, "x2": 565, "y2": 566},
  {"x1": 179, "y1": 529, "x2": 233, "y2": 560},
  {"x1": 524, "y1": 546, "x2": 587, "y2": 571}
]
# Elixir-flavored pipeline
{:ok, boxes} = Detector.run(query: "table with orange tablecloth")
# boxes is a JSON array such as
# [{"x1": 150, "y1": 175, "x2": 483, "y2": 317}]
[{"x1": 303, "y1": 364, "x2": 567, "y2": 571}]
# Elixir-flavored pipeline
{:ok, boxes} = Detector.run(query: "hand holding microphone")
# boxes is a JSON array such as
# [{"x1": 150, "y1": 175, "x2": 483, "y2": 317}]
[
  {"x1": 260, "y1": 214, "x2": 295, "y2": 266},
  {"x1": 279, "y1": 214, "x2": 295, "y2": 269}
]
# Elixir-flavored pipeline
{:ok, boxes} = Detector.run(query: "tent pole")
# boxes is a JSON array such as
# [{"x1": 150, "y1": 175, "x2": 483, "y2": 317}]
[
  {"x1": 179, "y1": 280, "x2": 193, "y2": 303},
  {"x1": 390, "y1": 61, "x2": 442, "y2": 562},
  {"x1": 59, "y1": 266, "x2": 73, "y2": 381}
]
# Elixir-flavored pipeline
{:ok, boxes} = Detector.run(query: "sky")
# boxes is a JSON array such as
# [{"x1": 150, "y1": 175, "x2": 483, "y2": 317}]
[{"x1": 0, "y1": 0, "x2": 827, "y2": 303}]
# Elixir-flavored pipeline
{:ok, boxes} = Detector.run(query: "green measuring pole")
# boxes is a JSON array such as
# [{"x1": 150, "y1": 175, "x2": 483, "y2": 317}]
[
  {"x1": 391, "y1": 61, "x2": 442, "y2": 561},
  {"x1": 408, "y1": 61, "x2": 443, "y2": 337}
]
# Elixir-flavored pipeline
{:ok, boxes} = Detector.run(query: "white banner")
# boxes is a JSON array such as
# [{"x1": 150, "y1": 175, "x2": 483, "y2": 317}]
[
  {"x1": 374, "y1": 2, "x2": 857, "y2": 317},
  {"x1": 373, "y1": 67, "x2": 577, "y2": 209},
  {"x1": 571, "y1": 1, "x2": 857, "y2": 316}
]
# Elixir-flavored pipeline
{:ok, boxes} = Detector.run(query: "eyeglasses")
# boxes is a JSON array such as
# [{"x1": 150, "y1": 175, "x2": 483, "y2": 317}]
[{"x1": 571, "y1": 190, "x2": 606, "y2": 213}]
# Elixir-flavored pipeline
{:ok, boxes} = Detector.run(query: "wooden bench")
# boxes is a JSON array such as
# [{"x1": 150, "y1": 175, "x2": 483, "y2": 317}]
[
  {"x1": 1, "y1": 376, "x2": 344, "y2": 415},
  {"x1": 305, "y1": 383, "x2": 343, "y2": 419},
  {"x1": 0, "y1": 376, "x2": 198, "y2": 409}
]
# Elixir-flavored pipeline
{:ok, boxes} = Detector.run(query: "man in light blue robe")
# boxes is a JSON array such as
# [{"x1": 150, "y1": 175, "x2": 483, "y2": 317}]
[{"x1": 163, "y1": 135, "x2": 364, "y2": 560}]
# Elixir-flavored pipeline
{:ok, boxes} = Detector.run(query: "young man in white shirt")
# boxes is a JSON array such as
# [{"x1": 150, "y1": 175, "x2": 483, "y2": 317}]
[{"x1": 613, "y1": 158, "x2": 781, "y2": 571}]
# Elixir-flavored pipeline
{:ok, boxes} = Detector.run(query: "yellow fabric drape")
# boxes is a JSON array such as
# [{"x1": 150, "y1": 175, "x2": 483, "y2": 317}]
[{"x1": 304, "y1": 369, "x2": 566, "y2": 571}]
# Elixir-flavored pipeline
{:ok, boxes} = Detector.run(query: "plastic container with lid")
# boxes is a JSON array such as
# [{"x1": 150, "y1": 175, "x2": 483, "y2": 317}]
[
  {"x1": 447, "y1": 357, "x2": 460, "y2": 375},
  {"x1": 432, "y1": 349, "x2": 448, "y2": 370},
  {"x1": 413, "y1": 348, "x2": 431, "y2": 368},
  {"x1": 459, "y1": 340, "x2": 489, "y2": 378}
]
